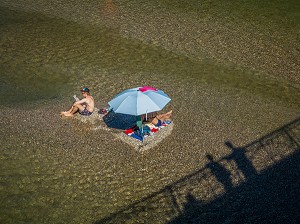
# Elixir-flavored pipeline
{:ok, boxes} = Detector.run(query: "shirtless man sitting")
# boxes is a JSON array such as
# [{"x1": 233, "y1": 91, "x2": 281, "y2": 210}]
[{"x1": 61, "y1": 87, "x2": 95, "y2": 117}]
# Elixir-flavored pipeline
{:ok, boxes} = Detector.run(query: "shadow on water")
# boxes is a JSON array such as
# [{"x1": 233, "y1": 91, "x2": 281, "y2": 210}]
[
  {"x1": 223, "y1": 141, "x2": 258, "y2": 180},
  {"x1": 205, "y1": 154, "x2": 234, "y2": 192},
  {"x1": 170, "y1": 150, "x2": 300, "y2": 224},
  {"x1": 103, "y1": 111, "x2": 137, "y2": 130},
  {"x1": 94, "y1": 117, "x2": 300, "y2": 224}
]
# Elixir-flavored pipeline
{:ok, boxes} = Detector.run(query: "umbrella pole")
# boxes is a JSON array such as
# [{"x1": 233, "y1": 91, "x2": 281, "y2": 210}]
[
  {"x1": 142, "y1": 114, "x2": 144, "y2": 142},
  {"x1": 142, "y1": 110, "x2": 148, "y2": 142}
]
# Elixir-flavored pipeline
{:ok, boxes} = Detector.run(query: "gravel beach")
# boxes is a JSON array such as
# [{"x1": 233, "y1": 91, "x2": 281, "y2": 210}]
[{"x1": 0, "y1": 1, "x2": 299, "y2": 223}]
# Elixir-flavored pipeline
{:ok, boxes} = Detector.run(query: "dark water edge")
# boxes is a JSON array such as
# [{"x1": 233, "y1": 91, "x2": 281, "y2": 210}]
[
  {"x1": 0, "y1": 5, "x2": 299, "y2": 109},
  {"x1": 0, "y1": 1, "x2": 299, "y2": 224},
  {"x1": 1, "y1": 5, "x2": 299, "y2": 108}
]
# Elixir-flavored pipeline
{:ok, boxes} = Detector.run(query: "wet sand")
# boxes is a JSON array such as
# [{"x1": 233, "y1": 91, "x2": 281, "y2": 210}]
[{"x1": 0, "y1": 1, "x2": 299, "y2": 223}]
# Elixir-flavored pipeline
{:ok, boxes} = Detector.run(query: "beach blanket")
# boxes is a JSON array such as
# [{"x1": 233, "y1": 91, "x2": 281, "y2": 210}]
[{"x1": 124, "y1": 120, "x2": 172, "y2": 141}]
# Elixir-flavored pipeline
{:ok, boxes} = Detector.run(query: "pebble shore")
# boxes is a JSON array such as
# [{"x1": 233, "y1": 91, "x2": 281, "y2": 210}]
[
  {"x1": 73, "y1": 109, "x2": 175, "y2": 152},
  {"x1": 0, "y1": 1, "x2": 299, "y2": 223}
]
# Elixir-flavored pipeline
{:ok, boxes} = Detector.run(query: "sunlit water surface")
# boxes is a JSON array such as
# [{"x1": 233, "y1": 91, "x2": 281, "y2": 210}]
[{"x1": 0, "y1": 1, "x2": 299, "y2": 223}]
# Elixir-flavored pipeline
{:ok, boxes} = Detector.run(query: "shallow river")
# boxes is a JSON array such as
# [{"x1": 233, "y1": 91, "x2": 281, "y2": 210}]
[{"x1": 0, "y1": 1, "x2": 299, "y2": 223}]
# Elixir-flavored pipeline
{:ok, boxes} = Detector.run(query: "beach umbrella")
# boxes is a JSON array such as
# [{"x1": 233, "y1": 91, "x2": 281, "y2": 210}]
[
  {"x1": 139, "y1": 86, "x2": 157, "y2": 92},
  {"x1": 108, "y1": 86, "x2": 171, "y2": 116}
]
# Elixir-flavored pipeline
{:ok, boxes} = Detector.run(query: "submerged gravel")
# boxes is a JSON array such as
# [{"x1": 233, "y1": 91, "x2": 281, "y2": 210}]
[{"x1": 0, "y1": 1, "x2": 299, "y2": 223}]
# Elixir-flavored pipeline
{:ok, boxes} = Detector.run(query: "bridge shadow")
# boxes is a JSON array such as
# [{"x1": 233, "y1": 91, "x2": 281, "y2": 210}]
[
  {"x1": 94, "y1": 117, "x2": 300, "y2": 224},
  {"x1": 170, "y1": 149, "x2": 300, "y2": 224}
]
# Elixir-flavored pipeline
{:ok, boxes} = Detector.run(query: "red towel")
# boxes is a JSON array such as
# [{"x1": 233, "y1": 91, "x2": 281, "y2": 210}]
[
  {"x1": 151, "y1": 128, "x2": 159, "y2": 133},
  {"x1": 124, "y1": 129, "x2": 133, "y2": 135}
]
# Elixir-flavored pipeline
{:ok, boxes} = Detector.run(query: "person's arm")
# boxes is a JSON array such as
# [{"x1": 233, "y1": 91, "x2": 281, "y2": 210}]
[{"x1": 74, "y1": 98, "x2": 87, "y2": 106}]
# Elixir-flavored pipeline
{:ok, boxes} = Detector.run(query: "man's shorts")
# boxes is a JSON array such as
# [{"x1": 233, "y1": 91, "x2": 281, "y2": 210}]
[{"x1": 79, "y1": 108, "x2": 93, "y2": 116}]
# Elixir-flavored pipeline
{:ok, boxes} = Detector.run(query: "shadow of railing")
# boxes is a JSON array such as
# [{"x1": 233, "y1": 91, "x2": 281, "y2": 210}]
[
  {"x1": 169, "y1": 149, "x2": 300, "y2": 224},
  {"x1": 94, "y1": 117, "x2": 300, "y2": 224}
]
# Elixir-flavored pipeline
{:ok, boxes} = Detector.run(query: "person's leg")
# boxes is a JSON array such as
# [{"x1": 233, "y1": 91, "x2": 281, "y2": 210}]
[
  {"x1": 61, "y1": 101, "x2": 77, "y2": 114},
  {"x1": 61, "y1": 108, "x2": 73, "y2": 116},
  {"x1": 151, "y1": 110, "x2": 172, "y2": 126},
  {"x1": 61, "y1": 106, "x2": 78, "y2": 116},
  {"x1": 150, "y1": 117, "x2": 159, "y2": 126},
  {"x1": 66, "y1": 105, "x2": 75, "y2": 113},
  {"x1": 61, "y1": 104, "x2": 85, "y2": 116},
  {"x1": 156, "y1": 110, "x2": 172, "y2": 122}
]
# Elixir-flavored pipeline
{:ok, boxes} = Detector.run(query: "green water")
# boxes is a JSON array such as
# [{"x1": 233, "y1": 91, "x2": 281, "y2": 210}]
[
  {"x1": 0, "y1": 1, "x2": 299, "y2": 223},
  {"x1": 0, "y1": 1, "x2": 299, "y2": 106}
]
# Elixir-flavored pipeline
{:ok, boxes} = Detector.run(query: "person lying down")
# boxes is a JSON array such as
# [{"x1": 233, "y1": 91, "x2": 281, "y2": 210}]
[{"x1": 142, "y1": 110, "x2": 172, "y2": 127}]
